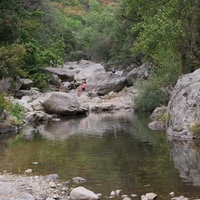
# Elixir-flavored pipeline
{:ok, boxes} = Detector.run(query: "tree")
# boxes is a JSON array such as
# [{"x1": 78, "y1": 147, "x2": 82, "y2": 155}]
[{"x1": 0, "y1": 0, "x2": 24, "y2": 43}]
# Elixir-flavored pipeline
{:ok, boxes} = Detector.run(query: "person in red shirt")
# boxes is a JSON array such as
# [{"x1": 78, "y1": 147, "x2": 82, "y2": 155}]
[{"x1": 81, "y1": 81, "x2": 86, "y2": 91}]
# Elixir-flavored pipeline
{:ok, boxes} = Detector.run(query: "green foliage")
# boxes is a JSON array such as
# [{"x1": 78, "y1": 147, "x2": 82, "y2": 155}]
[
  {"x1": 0, "y1": 44, "x2": 27, "y2": 79},
  {"x1": 0, "y1": 0, "x2": 24, "y2": 43},
  {"x1": 134, "y1": 79, "x2": 168, "y2": 113},
  {"x1": 22, "y1": 38, "x2": 64, "y2": 89},
  {"x1": 79, "y1": 0, "x2": 118, "y2": 62},
  {"x1": 189, "y1": 121, "x2": 200, "y2": 135},
  {"x1": 0, "y1": 93, "x2": 10, "y2": 112},
  {"x1": 0, "y1": 93, "x2": 25, "y2": 124},
  {"x1": 10, "y1": 103, "x2": 25, "y2": 124}
]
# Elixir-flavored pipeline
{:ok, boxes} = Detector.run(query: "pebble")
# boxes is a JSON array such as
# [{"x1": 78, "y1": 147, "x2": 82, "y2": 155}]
[
  {"x1": 25, "y1": 169, "x2": 33, "y2": 174},
  {"x1": 110, "y1": 191, "x2": 115, "y2": 196}
]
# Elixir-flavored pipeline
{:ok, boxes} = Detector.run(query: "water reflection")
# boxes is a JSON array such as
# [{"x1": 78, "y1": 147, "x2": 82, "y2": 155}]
[
  {"x1": 0, "y1": 111, "x2": 200, "y2": 199},
  {"x1": 23, "y1": 111, "x2": 135, "y2": 141},
  {"x1": 167, "y1": 135, "x2": 200, "y2": 186}
]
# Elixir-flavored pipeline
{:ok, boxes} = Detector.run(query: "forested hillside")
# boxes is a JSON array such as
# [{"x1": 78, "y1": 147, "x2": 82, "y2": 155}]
[{"x1": 0, "y1": 0, "x2": 200, "y2": 112}]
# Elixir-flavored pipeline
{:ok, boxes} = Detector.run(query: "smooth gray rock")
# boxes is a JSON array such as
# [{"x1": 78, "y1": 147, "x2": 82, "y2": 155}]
[
  {"x1": 40, "y1": 92, "x2": 88, "y2": 115},
  {"x1": 166, "y1": 68, "x2": 200, "y2": 138},
  {"x1": 70, "y1": 186, "x2": 99, "y2": 200}
]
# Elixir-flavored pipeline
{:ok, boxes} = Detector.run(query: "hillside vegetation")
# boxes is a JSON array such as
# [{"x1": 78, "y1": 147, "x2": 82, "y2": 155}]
[{"x1": 0, "y1": 0, "x2": 200, "y2": 113}]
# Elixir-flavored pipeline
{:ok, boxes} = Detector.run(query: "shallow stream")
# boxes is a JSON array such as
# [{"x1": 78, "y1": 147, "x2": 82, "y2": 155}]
[{"x1": 0, "y1": 111, "x2": 200, "y2": 199}]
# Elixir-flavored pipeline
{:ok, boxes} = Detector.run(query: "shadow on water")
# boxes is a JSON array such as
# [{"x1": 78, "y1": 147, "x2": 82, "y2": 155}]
[{"x1": 0, "y1": 111, "x2": 200, "y2": 199}]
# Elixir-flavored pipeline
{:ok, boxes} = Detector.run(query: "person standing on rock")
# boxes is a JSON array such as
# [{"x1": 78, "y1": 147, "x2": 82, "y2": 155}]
[
  {"x1": 57, "y1": 78, "x2": 62, "y2": 91},
  {"x1": 81, "y1": 81, "x2": 87, "y2": 91},
  {"x1": 77, "y1": 84, "x2": 82, "y2": 96}
]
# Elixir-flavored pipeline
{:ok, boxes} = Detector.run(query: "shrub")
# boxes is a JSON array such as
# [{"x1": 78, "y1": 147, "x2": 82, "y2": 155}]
[
  {"x1": 133, "y1": 79, "x2": 168, "y2": 113},
  {"x1": 189, "y1": 121, "x2": 200, "y2": 134},
  {"x1": 0, "y1": 93, "x2": 25, "y2": 124},
  {"x1": 10, "y1": 103, "x2": 25, "y2": 124}
]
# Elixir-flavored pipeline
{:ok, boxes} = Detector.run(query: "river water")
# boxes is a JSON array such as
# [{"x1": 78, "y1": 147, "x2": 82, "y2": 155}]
[{"x1": 0, "y1": 111, "x2": 200, "y2": 199}]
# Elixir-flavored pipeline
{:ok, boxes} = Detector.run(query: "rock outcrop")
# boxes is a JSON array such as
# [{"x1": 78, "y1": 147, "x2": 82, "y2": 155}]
[
  {"x1": 126, "y1": 62, "x2": 151, "y2": 86},
  {"x1": 86, "y1": 72, "x2": 126, "y2": 95},
  {"x1": 166, "y1": 68, "x2": 200, "y2": 139}
]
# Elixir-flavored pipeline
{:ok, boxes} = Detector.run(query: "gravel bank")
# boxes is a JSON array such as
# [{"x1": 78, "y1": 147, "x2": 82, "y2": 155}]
[{"x1": 0, "y1": 172, "x2": 69, "y2": 200}]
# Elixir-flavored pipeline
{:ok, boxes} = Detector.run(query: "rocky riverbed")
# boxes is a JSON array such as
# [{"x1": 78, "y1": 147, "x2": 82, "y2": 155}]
[
  {"x1": 0, "y1": 172, "x2": 69, "y2": 200},
  {"x1": 0, "y1": 171, "x2": 192, "y2": 200}
]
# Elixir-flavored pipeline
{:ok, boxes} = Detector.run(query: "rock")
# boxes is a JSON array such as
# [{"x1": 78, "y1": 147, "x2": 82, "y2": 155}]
[
  {"x1": 167, "y1": 68, "x2": 200, "y2": 138},
  {"x1": 14, "y1": 88, "x2": 40, "y2": 99},
  {"x1": 62, "y1": 186, "x2": 69, "y2": 192},
  {"x1": 45, "y1": 67, "x2": 75, "y2": 82},
  {"x1": 43, "y1": 174, "x2": 59, "y2": 181},
  {"x1": 131, "y1": 194, "x2": 137, "y2": 197},
  {"x1": 126, "y1": 62, "x2": 151, "y2": 86},
  {"x1": 86, "y1": 72, "x2": 126, "y2": 96},
  {"x1": 110, "y1": 191, "x2": 115, "y2": 196},
  {"x1": 25, "y1": 169, "x2": 32, "y2": 174},
  {"x1": 169, "y1": 192, "x2": 175, "y2": 197},
  {"x1": 19, "y1": 78, "x2": 33, "y2": 90},
  {"x1": 115, "y1": 189, "x2": 121, "y2": 196},
  {"x1": 123, "y1": 197, "x2": 131, "y2": 200},
  {"x1": 171, "y1": 196, "x2": 188, "y2": 200},
  {"x1": 0, "y1": 123, "x2": 19, "y2": 134},
  {"x1": 0, "y1": 182, "x2": 18, "y2": 195},
  {"x1": 141, "y1": 195, "x2": 148, "y2": 200},
  {"x1": 74, "y1": 61, "x2": 105, "y2": 81},
  {"x1": 32, "y1": 162, "x2": 39, "y2": 165},
  {"x1": 70, "y1": 186, "x2": 99, "y2": 200},
  {"x1": 150, "y1": 106, "x2": 168, "y2": 121},
  {"x1": 16, "y1": 192, "x2": 35, "y2": 200},
  {"x1": 96, "y1": 193, "x2": 102, "y2": 198},
  {"x1": 49, "y1": 181, "x2": 57, "y2": 188},
  {"x1": 72, "y1": 177, "x2": 86, "y2": 184},
  {"x1": 121, "y1": 195, "x2": 128, "y2": 198},
  {"x1": 145, "y1": 192, "x2": 157, "y2": 199},
  {"x1": 40, "y1": 92, "x2": 88, "y2": 115},
  {"x1": 148, "y1": 121, "x2": 166, "y2": 131}
]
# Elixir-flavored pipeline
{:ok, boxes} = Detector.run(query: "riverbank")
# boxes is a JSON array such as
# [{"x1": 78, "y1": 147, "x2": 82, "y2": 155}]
[{"x1": 0, "y1": 172, "x2": 68, "y2": 200}]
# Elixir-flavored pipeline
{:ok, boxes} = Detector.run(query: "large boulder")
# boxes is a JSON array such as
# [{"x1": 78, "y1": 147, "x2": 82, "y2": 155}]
[
  {"x1": 126, "y1": 62, "x2": 150, "y2": 86},
  {"x1": 86, "y1": 72, "x2": 126, "y2": 95},
  {"x1": 167, "y1": 68, "x2": 200, "y2": 138},
  {"x1": 74, "y1": 63, "x2": 105, "y2": 81},
  {"x1": 45, "y1": 67, "x2": 75, "y2": 82},
  {"x1": 40, "y1": 92, "x2": 88, "y2": 115},
  {"x1": 70, "y1": 186, "x2": 99, "y2": 200}
]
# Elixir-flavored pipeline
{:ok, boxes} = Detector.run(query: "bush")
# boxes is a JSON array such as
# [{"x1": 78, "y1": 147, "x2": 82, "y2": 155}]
[
  {"x1": 10, "y1": 103, "x2": 25, "y2": 124},
  {"x1": 189, "y1": 121, "x2": 200, "y2": 134},
  {"x1": 0, "y1": 93, "x2": 25, "y2": 124},
  {"x1": 133, "y1": 79, "x2": 168, "y2": 113}
]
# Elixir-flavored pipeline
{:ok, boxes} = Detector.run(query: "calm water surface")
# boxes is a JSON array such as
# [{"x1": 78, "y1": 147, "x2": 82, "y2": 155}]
[{"x1": 0, "y1": 111, "x2": 200, "y2": 199}]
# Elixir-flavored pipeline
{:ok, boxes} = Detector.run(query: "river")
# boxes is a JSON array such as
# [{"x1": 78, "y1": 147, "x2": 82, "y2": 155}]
[{"x1": 0, "y1": 111, "x2": 200, "y2": 199}]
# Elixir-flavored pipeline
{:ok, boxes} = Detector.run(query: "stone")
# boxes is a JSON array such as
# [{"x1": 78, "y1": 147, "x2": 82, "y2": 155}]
[
  {"x1": 150, "y1": 106, "x2": 168, "y2": 120},
  {"x1": 40, "y1": 92, "x2": 88, "y2": 115},
  {"x1": 43, "y1": 174, "x2": 59, "y2": 181},
  {"x1": 110, "y1": 191, "x2": 115, "y2": 196},
  {"x1": 148, "y1": 121, "x2": 166, "y2": 131},
  {"x1": 167, "y1": 68, "x2": 200, "y2": 138},
  {"x1": 126, "y1": 62, "x2": 151, "y2": 86},
  {"x1": 145, "y1": 192, "x2": 157, "y2": 199},
  {"x1": 72, "y1": 177, "x2": 86, "y2": 183},
  {"x1": 171, "y1": 196, "x2": 188, "y2": 200},
  {"x1": 16, "y1": 192, "x2": 35, "y2": 200},
  {"x1": 25, "y1": 169, "x2": 32, "y2": 174},
  {"x1": 70, "y1": 186, "x2": 99, "y2": 200},
  {"x1": 45, "y1": 67, "x2": 75, "y2": 82}
]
